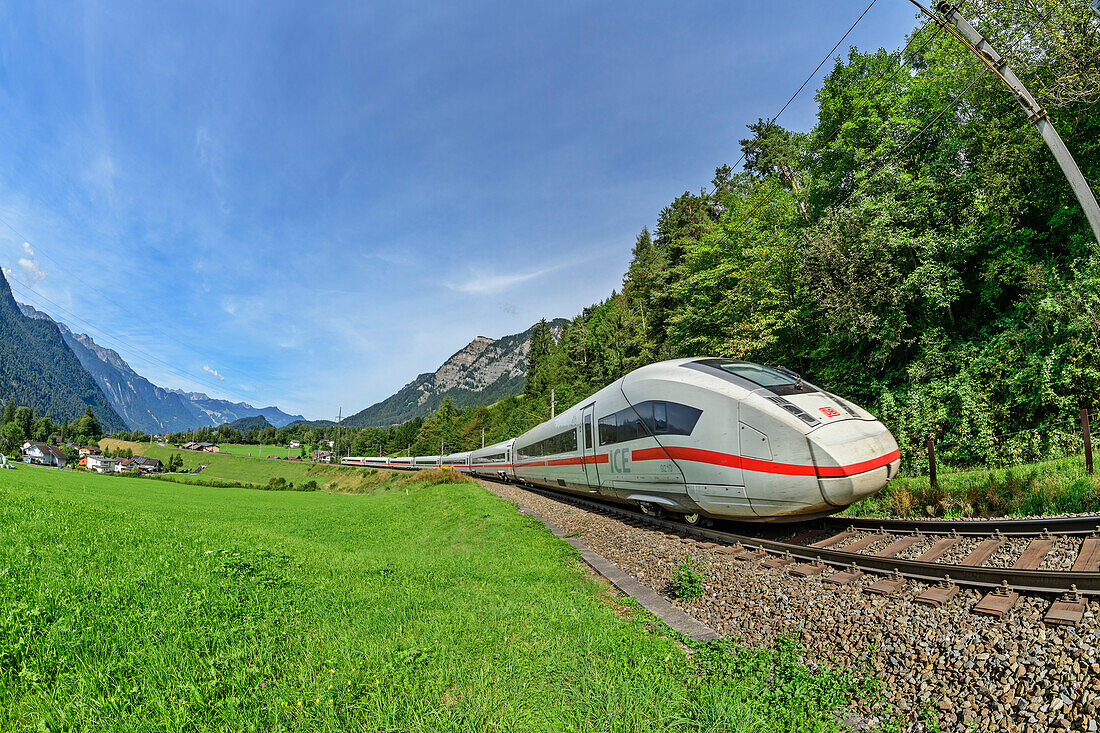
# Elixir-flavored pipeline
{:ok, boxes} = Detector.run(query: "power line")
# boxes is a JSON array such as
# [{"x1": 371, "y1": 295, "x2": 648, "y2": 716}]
[
  {"x1": 0, "y1": 212, "x2": 240, "y2": 390},
  {"x1": 724, "y1": 17, "x2": 944, "y2": 222},
  {"x1": 710, "y1": 0, "x2": 883, "y2": 191},
  {"x1": 729, "y1": 2, "x2": 1050, "y2": 229},
  {"x1": 5, "y1": 272, "x2": 238, "y2": 397},
  {"x1": 852, "y1": 4, "x2": 1056, "y2": 188}
]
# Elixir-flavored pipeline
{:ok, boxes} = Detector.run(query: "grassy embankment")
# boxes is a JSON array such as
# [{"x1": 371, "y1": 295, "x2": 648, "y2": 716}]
[
  {"x1": 0, "y1": 464, "x2": 877, "y2": 732},
  {"x1": 845, "y1": 452, "x2": 1100, "y2": 518}
]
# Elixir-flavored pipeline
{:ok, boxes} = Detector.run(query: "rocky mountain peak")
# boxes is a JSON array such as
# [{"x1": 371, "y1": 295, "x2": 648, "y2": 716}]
[{"x1": 344, "y1": 318, "x2": 567, "y2": 427}]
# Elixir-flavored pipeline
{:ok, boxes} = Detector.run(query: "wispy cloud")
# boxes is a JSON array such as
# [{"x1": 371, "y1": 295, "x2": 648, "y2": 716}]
[
  {"x1": 449, "y1": 267, "x2": 551, "y2": 296},
  {"x1": 13, "y1": 241, "x2": 47, "y2": 284},
  {"x1": 202, "y1": 365, "x2": 225, "y2": 381}
]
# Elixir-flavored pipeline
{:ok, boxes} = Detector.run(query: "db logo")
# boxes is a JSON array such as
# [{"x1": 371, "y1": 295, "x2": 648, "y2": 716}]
[{"x1": 819, "y1": 407, "x2": 841, "y2": 418}]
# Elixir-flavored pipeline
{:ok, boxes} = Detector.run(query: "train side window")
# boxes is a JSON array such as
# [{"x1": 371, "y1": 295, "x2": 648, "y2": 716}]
[
  {"x1": 653, "y1": 402, "x2": 668, "y2": 432},
  {"x1": 632, "y1": 401, "x2": 653, "y2": 435},
  {"x1": 667, "y1": 402, "x2": 703, "y2": 436},
  {"x1": 598, "y1": 415, "x2": 615, "y2": 445},
  {"x1": 584, "y1": 416, "x2": 592, "y2": 449}
]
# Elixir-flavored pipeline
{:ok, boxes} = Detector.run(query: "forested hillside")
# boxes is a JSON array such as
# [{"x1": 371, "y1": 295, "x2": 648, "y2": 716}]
[
  {"x1": 356, "y1": 2, "x2": 1100, "y2": 469},
  {"x1": 0, "y1": 272, "x2": 126, "y2": 431},
  {"x1": 223, "y1": 415, "x2": 272, "y2": 432}
]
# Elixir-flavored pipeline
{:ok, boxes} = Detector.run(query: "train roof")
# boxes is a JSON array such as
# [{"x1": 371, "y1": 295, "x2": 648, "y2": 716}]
[{"x1": 470, "y1": 439, "x2": 513, "y2": 454}]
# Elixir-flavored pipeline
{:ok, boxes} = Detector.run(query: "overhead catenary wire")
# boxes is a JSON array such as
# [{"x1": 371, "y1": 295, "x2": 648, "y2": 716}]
[
  {"x1": 0, "y1": 215, "x2": 229, "y2": 373},
  {"x1": 730, "y1": 1, "x2": 1054, "y2": 233},
  {"x1": 730, "y1": 0, "x2": 1030, "y2": 224},
  {"x1": 4, "y1": 272, "x2": 238, "y2": 399},
  {"x1": 828, "y1": 4, "x2": 1057, "y2": 204},
  {"x1": 723, "y1": 17, "x2": 945, "y2": 220},
  {"x1": 708, "y1": 0, "x2": 884, "y2": 192}
]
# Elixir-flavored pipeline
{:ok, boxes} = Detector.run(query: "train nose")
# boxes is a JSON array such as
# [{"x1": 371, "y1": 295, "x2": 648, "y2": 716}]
[{"x1": 807, "y1": 420, "x2": 901, "y2": 507}]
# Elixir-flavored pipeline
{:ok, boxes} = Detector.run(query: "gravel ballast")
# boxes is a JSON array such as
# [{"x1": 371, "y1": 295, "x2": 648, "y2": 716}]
[{"x1": 479, "y1": 479, "x2": 1100, "y2": 732}]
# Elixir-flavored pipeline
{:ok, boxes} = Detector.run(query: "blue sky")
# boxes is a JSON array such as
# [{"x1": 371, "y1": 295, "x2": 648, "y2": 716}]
[{"x1": 0, "y1": 1, "x2": 921, "y2": 419}]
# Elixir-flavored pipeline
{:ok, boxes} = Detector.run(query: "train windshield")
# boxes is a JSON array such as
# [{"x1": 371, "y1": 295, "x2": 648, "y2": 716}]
[
  {"x1": 712, "y1": 362, "x2": 798, "y2": 388},
  {"x1": 690, "y1": 359, "x2": 815, "y2": 395}
]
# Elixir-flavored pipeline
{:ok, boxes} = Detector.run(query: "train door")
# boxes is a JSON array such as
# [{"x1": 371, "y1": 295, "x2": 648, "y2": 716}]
[{"x1": 581, "y1": 405, "x2": 599, "y2": 490}]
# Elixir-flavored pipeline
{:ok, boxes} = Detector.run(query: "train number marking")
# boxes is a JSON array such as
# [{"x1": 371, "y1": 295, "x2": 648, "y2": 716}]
[{"x1": 819, "y1": 407, "x2": 841, "y2": 417}]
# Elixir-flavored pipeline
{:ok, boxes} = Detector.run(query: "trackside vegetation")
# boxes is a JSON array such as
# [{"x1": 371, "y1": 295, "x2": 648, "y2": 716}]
[
  {"x1": 0, "y1": 465, "x2": 884, "y2": 731},
  {"x1": 845, "y1": 453, "x2": 1100, "y2": 518}
]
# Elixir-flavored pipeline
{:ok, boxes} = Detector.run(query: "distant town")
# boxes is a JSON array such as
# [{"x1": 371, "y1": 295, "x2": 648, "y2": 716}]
[{"x1": 15, "y1": 435, "x2": 340, "y2": 474}]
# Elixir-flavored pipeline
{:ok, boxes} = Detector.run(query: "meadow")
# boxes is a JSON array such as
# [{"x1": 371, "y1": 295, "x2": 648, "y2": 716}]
[
  {"x1": 845, "y1": 452, "x2": 1100, "y2": 518},
  {"x1": 0, "y1": 464, "x2": 875, "y2": 732},
  {"x1": 100, "y1": 439, "x2": 365, "y2": 489},
  {"x1": 216, "y1": 443, "x2": 301, "y2": 459}
]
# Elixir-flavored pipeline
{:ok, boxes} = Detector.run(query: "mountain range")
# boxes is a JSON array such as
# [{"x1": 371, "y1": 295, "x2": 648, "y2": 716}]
[
  {"x1": 0, "y1": 271, "x2": 127, "y2": 431},
  {"x1": 3, "y1": 270, "x2": 558, "y2": 433},
  {"x1": 14, "y1": 296, "x2": 304, "y2": 433},
  {"x1": 343, "y1": 319, "x2": 566, "y2": 427}
]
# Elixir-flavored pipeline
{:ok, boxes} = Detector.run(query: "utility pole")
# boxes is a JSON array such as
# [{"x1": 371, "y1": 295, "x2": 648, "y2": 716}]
[
  {"x1": 912, "y1": 2, "x2": 1100, "y2": 244},
  {"x1": 482, "y1": 427, "x2": 485, "y2": 449},
  {"x1": 551, "y1": 388, "x2": 556, "y2": 419},
  {"x1": 335, "y1": 408, "x2": 342, "y2": 463}
]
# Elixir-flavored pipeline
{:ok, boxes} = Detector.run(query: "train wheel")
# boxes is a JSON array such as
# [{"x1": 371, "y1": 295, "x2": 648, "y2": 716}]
[
  {"x1": 639, "y1": 502, "x2": 664, "y2": 518},
  {"x1": 681, "y1": 512, "x2": 703, "y2": 526}
]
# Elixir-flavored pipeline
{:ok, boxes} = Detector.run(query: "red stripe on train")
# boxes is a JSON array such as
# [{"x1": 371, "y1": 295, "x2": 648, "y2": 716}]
[{"x1": 631, "y1": 446, "x2": 899, "y2": 478}]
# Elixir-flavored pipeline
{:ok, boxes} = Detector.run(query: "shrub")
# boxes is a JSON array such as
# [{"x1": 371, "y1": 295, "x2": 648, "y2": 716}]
[
  {"x1": 671, "y1": 555, "x2": 705, "y2": 601},
  {"x1": 264, "y1": 477, "x2": 297, "y2": 491},
  {"x1": 402, "y1": 468, "x2": 472, "y2": 487}
]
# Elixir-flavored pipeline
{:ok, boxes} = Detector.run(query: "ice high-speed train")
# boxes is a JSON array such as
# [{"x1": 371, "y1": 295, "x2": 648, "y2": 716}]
[{"x1": 343, "y1": 358, "x2": 900, "y2": 523}]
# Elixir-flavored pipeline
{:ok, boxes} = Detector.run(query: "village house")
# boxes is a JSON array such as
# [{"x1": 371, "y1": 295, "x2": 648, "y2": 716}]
[
  {"x1": 289, "y1": 439, "x2": 301, "y2": 449},
  {"x1": 86, "y1": 455, "x2": 123, "y2": 473},
  {"x1": 79, "y1": 446, "x2": 101, "y2": 457},
  {"x1": 120, "y1": 456, "x2": 163, "y2": 473},
  {"x1": 21, "y1": 442, "x2": 69, "y2": 467}
]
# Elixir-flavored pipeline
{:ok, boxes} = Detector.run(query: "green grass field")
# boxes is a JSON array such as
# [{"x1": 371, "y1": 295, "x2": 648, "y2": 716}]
[
  {"x1": 100, "y1": 439, "x2": 359, "y2": 488},
  {"x1": 1, "y1": 464, "x2": 874, "y2": 732},
  {"x1": 216, "y1": 443, "x2": 301, "y2": 459},
  {"x1": 846, "y1": 452, "x2": 1100, "y2": 518}
]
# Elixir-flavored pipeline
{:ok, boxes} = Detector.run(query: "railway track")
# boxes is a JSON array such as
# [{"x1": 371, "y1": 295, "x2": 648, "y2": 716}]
[
  {"x1": 512, "y1": 484, "x2": 1100, "y2": 627},
  {"x1": 825, "y1": 513, "x2": 1100, "y2": 537}
]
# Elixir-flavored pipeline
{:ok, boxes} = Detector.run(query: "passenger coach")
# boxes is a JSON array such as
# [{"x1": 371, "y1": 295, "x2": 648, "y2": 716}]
[{"x1": 344, "y1": 358, "x2": 899, "y2": 523}]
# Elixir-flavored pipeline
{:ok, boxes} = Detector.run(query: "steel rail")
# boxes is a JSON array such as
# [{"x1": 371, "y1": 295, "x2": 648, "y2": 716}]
[
  {"x1": 515, "y1": 484, "x2": 1100, "y2": 596},
  {"x1": 824, "y1": 514, "x2": 1100, "y2": 537}
]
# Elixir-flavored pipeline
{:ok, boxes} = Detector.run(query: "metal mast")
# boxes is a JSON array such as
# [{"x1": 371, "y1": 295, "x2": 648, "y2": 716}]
[{"x1": 912, "y1": 1, "x2": 1100, "y2": 243}]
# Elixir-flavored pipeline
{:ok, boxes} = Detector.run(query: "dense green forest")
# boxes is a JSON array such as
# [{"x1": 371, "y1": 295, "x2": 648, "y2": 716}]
[{"x1": 398, "y1": 1, "x2": 1100, "y2": 471}]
